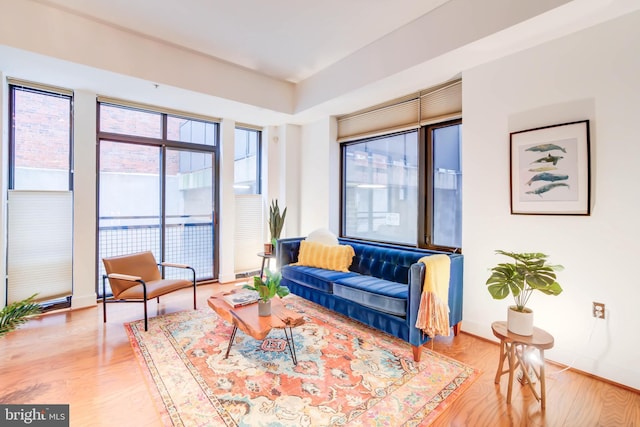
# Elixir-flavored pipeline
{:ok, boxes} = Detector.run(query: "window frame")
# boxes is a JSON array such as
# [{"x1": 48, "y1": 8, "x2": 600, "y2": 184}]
[
  {"x1": 234, "y1": 126, "x2": 262, "y2": 195},
  {"x1": 340, "y1": 119, "x2": 462, "y2": 253},
  {"x1": 8, "y1": 84, "x2": 74, "y2": 191},
  {"x1": 7, "y1": 82, "x2": 74, "y2": 311},
  {"x1": 340, "y1": 130, "x2": 420, "y2": 246},
  {"x1": 96, "y1": 101, "x2": 220, "y2": 292},
  {"x1": 420, "y1": 118, "x2": 462, "y2": 252}
]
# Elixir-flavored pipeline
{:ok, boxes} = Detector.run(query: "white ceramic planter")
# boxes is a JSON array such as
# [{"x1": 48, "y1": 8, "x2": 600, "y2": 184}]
[{"x1": 507, "y1": 306, "x2": 534, "y2": 336}]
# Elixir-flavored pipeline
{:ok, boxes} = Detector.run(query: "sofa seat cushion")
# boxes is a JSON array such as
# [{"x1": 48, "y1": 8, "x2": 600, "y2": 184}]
[
  {"x1": 281, "y1": 265, "x2": 356, "y2": 294},
  {"x1": 333, "y1": 276, "x2": 408, "y2": 317}
]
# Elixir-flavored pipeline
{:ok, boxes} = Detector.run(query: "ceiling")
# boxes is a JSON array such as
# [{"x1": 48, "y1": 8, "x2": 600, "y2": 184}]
[
  {"x1": 3, "y1": 0, "x2": 640, "y2": 126},
  {"x1": 37, "y1": 0, "x2": 450, "y2": 83}
]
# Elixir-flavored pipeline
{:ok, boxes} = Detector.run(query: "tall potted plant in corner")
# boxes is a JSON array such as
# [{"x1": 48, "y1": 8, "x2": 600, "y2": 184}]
[
  {"x1": 265, "y1": 199, "x2": 287, "y2": 255},
  {"x1": 486, "y1": 250, "x2": 563, "y2": 336},
  {"x1": 244, "y1": 269, "x2": 289, "y2": 316}
]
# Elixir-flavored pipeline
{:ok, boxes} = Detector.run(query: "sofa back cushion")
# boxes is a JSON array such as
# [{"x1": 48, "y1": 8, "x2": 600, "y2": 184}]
[{"x1": 340, "y1": 239, "x2": 440, "y2": 284}]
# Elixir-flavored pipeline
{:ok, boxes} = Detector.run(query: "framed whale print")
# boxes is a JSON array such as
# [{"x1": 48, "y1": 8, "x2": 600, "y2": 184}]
[{"x1": 510, "y1": 120, "x2": 590, "y2": 215}]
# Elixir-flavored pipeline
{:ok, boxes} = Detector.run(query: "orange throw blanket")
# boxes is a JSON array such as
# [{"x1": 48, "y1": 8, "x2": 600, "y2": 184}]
[{"x1": 415, "y1": 254, "x2": 451, "y2": 339}]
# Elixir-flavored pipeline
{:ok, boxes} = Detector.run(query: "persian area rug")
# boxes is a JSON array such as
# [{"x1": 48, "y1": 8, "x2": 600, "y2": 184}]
[{"x1": 125, "y1": 295, "x2": 479, "y2": 427}]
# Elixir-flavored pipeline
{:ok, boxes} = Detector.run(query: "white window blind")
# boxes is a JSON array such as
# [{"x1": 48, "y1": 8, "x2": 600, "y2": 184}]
[
  {"x1": 7, "y1": 190, "x2": 73, "y2": 304},
  {"x1": 337, "y1": 97, "x2": 420, "y2": 142},
  {"x1": 234, "y1": 194, "x2": 264, "y2": 273},
  {"x1": 337, "y1": 79, "x2": 461, "y2": 142},
  {"x1": 420, "y1": 80, "x2": 462, "y2": 125}
]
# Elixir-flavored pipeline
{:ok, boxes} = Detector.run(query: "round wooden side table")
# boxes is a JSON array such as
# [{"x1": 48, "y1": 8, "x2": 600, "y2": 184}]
[
  {"x1": 257, "y1": 251, "x2": 276, "y2": 278},
  {"x1": 491, "y1": 321, "x2": 554, "y2": 409}
]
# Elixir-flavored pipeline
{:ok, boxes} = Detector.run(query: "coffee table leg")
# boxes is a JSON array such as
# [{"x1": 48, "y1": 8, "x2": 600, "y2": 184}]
[
  {"x1": 225, "y1": 325, "x2": 238, "y2": 359},
  {"x1": 284, "y1": 326, "x2": 298, "y2": 365}
]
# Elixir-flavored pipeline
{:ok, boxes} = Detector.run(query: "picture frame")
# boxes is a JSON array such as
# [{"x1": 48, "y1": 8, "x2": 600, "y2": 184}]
[{"x1": 510, "y1": 120, "x2": 590, "y2": 215}]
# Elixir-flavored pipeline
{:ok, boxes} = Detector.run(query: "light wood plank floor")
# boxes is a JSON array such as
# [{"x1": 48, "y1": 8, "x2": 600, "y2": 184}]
[{"x1": 1, "y1": 283, "x2": 638, "y2": 426}]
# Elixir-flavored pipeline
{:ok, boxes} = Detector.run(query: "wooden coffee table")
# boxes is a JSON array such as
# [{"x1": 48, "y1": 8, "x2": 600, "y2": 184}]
[{"x1": 207, "y1": 291, "x2": 304, "y2": 364}]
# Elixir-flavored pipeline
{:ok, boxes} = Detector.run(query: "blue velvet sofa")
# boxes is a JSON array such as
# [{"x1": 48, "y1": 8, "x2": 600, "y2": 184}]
[{"x1": 277, "y1": 237, "x2": 464, "y2": 361}]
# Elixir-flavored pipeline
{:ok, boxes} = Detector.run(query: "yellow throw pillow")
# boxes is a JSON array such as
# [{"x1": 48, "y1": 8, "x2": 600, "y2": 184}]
[{"x1": 294, "y1": 240, "x2": 355, "y2": 272}]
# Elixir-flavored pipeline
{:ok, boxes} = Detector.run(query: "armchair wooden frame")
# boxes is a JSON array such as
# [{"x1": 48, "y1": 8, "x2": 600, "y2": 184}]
[{"x1": 102, "y1": 251, "x2": 196, "y2": 331}]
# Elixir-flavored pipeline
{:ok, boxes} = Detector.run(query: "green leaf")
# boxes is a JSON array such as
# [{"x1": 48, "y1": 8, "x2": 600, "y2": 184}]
[
  {"x1": 487, "y1": 283, "x2": 510, "y2": 300},
  {"x1": 0, "y1": 294, "x2": 41, "y2": 337}
]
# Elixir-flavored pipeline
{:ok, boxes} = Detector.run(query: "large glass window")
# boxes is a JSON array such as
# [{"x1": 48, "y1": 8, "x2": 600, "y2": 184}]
[
  {"x1": 234, "y1": 127, "x2": 261, "y2": 194},
  {"x1": 9, "y1": 86, "x2": 72, "y2": 190},
  {"x1": 8, "y1": 83, "x2": 73, "y2": 310},
  {"x1": 343, "y1": 132, "x2": 418, "y2": 245},
  {"x1": 341, "y1": 120, "x2": 462, "y2": 251},
  {"x1": 428, "y1": 120, "x2": 462, "y2": 249},
  {"x1": 99, "y1": 104, "x2": 161, "y2": 138},
  {"x1": 167, "y1": 116, "x2": 216, "y2": 146},
  {"x1": 97, "y1": 103, "x2": 218, "y2": 295}
]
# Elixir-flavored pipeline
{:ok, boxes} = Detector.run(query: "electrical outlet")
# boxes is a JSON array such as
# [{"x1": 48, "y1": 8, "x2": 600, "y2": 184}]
[{"x1": 593, "y1": 302, "x2": 605, "y2": 319}]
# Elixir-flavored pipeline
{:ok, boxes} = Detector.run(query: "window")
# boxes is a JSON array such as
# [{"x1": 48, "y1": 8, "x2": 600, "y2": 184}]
[
  {"x1": 8, "y1": 82, "x2": 74, "y2": 310},
  {"x1": 167, "y1": 116, "x2": 216, "y2": 146},
  {"x1": 97, "y1": 102, "x2": 219, "y2": 295},
  {"x1": 99, "y1": 104, "x2": 161, "y2": 138},
  {"x1": 9, "y1": 85, "x2": 72, "y2": 190},
  {"x1": 425, "y1": 120, "x2": 462, "y2": 249},
  {"x1": 234, "y1": 127, "x2": 261, "y2": 194},
  {"x1": 343, "y1": 132, "x2": 418, "y2": 245},
  {"x1": 339, "y1": 80, "x2": 462, "y2": 251},
  {"x1": 341, "y1": 120, "x2": 462, "y2": 251}
]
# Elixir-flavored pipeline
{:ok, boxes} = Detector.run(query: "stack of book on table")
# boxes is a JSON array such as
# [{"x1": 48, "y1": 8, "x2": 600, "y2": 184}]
[{"x1": 222, "y1": 289, "x2": 260, "y2": 307}]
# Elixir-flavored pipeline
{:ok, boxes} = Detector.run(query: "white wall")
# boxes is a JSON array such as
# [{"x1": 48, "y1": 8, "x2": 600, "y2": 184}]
[
  {"x1": 462, "y1": 10, "x2": 640, "y2": 389},
  {"x1": 218, "y1": 119, "x2": 236, "y2": 283},
  {"x1": 71, "y1": 91, "x2": 98, "y2": 308},
  {"x1": 299, "y1": 117, "x2": 340, "y2": 236}
]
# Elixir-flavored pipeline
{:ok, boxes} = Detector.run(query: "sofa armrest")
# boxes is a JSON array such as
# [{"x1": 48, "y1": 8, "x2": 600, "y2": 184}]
[
  {"x1": 406, "y1": 253, "x2": 464, "y2": 343},
  {"x1": 277, "y1": 237, "x2": 303, "y2": 268},
  {"x1": 407, "y1": 263, "x2": 426, "y2": 344}
]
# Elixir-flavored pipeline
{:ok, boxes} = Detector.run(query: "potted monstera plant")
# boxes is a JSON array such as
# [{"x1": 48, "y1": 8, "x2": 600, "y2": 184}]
[
  {"x1": 486, "y1": 250, "x2": 563, "y2": 335},
  {"x1": 244, "y1": 269, "x2": 289, "y2": 316}
]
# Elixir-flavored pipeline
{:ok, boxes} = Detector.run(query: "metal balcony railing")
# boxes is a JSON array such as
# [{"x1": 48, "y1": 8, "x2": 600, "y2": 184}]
[{"x1": 98, "y1": 215, "x2": 214, "y2": 296}]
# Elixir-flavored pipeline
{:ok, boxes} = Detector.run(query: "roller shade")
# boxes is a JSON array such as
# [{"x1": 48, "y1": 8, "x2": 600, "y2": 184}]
[
  {"x1": 234, "y1": 194, "x2": 264, "y2": 273},
  {"x1": 337, "y1": 79, "x2": 461, "y2": 142},
  {"x1": 337, "y1": 97, "x2": 420, "y2": 142},
  {"x1": 7, "y1": 190, "x2": 73, "y2": 304},
  {"x1": 420, "y1": 80, "x2": 462, "y2": 125},
  {"x1": 97, "y1": 96, "x2": 221, "y2": 123},
  {"x1": 7, "y1": 78, "x2": 73, "y2": 97}
]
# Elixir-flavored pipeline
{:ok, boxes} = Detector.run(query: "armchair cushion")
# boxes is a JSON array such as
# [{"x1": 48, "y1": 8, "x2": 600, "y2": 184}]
[{"x1": 117, "y1": 278, "x2": 193, "y2": 300}]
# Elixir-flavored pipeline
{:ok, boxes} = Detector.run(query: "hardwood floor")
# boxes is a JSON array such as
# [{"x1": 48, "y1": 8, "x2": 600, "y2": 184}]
[{"x1": 1, "y1": 283, "x2": 638, "y2": 426}]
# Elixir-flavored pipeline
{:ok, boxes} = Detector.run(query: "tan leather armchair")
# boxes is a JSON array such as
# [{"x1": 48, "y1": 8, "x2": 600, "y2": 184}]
[{"x1": 102, "y1": 251, "x2": 196, "y2": 331}]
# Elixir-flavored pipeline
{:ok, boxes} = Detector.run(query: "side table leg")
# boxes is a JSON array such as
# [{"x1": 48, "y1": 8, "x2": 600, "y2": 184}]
[
  {"x1": 260, "y1": 257, "x2": 267, "y2": 278},
  {"x1": 540, "y1": 349, "x2": 547, "y2": 410},
  {"x1": 495, "y1": 339, "x2": 506, "y2": 384},
  {"x1": 506, "y1": 342, "x2": 515, "y2": 404}
]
